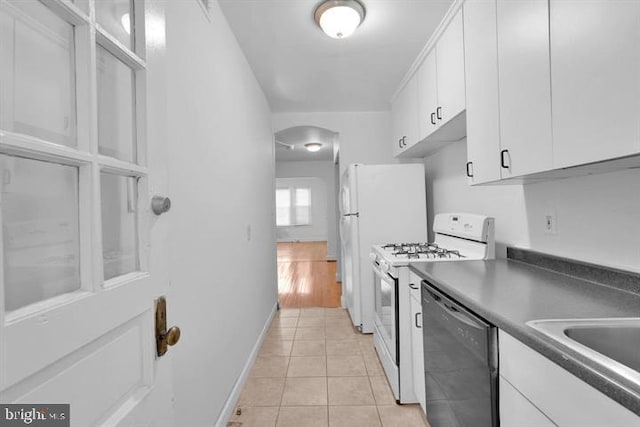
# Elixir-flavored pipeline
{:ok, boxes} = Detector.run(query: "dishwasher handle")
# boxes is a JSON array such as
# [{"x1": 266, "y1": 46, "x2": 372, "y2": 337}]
[
  {"x1": 423, "y1": 281, "x2": 489, "y2": 331},
  {"x1": 443, "y1": 302, "x2": 487, "y2": 330}
]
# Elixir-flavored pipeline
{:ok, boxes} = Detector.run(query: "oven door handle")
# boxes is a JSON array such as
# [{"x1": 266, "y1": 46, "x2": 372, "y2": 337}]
[{"x1": 372, "y1": 262, "x2": 394, "y2": 284}]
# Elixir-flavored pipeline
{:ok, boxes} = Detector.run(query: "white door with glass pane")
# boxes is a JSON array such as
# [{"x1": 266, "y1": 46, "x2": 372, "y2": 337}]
[{"x1": 0, "y1": 0, "x2": 174, "y2": 426}]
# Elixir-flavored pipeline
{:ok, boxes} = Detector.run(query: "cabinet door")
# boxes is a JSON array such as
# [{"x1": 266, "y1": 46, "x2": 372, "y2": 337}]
[
  {"x1": 500, "y1": 331, "x2": 639, "y2": 427},
  {"x1": 392, "y1": 75, "x2": 419, "y2": 157},
  {"x1": 391, "y1": 86, "x2": 403, "y2": 157},
  {"x1": 436, "y1": 9, "x2": 465, "y2": 125},
  {"x1": 496, "y1": 0, "x2": 553, "y2": 178},
  {"x1": 403, "y1": 74, "x2": 420, "y2": 150},
  {"x1": 417, "y1": 51, "x2": 438, "y2": 140},
  {"x1": 410, "y1": 295, "x2": 425, "y2": 414},
  {"x1": 463, "y1": 0, "x2": 501, "y2": 184},
  {"x1": 551, "y1": 0, "x2": 640, "y2": 168},
  {"x1": 499, "y1": 376, "x2": 557, "y2": 427}
]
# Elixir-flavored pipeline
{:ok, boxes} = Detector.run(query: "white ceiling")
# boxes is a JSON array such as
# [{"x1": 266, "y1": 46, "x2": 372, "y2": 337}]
[
  {"x1": 218, "y1": 0, "x2": 454, "y2": 113},
  {"x1": 275, "y1": 126, "x2": 336, "y2": 162}
]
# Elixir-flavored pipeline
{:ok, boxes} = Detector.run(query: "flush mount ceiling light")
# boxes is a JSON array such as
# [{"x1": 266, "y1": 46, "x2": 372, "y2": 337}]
[
  {"x1": 314, "y1": 0, "x2": 366, "y2": 39},
  {"x1": 304, "y1": 143, "x2": 323, "y2": 152}
]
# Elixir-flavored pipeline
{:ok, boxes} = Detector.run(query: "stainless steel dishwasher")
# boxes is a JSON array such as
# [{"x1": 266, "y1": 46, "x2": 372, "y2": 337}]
[{"x1": 421, "y1": 280, "x2": 499, "y2": 427}]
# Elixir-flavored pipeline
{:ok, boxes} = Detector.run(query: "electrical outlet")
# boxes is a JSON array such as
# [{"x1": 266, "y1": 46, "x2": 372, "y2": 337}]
[{"x1": 544, "y1": 212, "x2": 557, "y2": 235}]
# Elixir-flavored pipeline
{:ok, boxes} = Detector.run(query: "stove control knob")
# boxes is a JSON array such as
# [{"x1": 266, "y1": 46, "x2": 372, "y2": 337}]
[
  {"x1": 379, "y1": 260, "x2": 390, "y2": 272},
  {"x1": 369, "y1": 252, "x2": 377, "y2": 262}
]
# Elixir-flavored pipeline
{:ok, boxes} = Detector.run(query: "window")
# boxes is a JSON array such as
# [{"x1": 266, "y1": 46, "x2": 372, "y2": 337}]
[
  {"x1": 276, "y1": 187, "x2": 312, "y2": 226},
  {"x1": 0, "y1": 0, "x2": 147, "y2": 311}
]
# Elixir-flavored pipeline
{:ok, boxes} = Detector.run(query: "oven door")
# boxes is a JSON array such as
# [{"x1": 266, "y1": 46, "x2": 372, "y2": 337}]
[{"x1": 373, "y1": 261, "x2": 398, "y2": 365}]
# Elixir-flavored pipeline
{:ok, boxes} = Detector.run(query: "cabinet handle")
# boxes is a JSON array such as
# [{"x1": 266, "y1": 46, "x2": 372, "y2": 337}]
[
  {"x1": 466, "y1": 161, "x2": 473, "y2": 178},
  {"x1": 436, "y1": 106, "x2": 442, "y2": 120},
  {"x1": 500, "y1": 149, "x2": 510, "y2": 169},
  {"x1": 415, "y1": 312, "x2": 422, "y2": 328},
  {"x1": 398, "y1": 139, "x2": 403, "y2": 148},
  {"x1": 430, "y1": 112, "x2": 436, "y2": 125},
  {"x1": 402, "y1": 136, "x2": 407, "y2": 147},
  {"x1": 409, "y1": 283, "x2": 419, "y2": 290}
]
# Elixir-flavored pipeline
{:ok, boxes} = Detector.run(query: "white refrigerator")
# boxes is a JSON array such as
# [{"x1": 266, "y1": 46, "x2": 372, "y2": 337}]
[{"x1": 339, "y1": 163, "x2": 428, "y2": 333}]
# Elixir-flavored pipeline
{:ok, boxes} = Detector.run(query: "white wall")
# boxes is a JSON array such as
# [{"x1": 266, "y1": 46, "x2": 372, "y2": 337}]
[
  {"x1": 166, "y1": 2, "x2": 277, "y2": 426},
  {"x1": 272, "y1": 112, "x2": 395, "y2": 176},
  {"x1": 276, "y1": 161, "x2": 337, "y2": 259},
  {"x1": 425, "y1": 140, "x2": 640, "y2": 273}
]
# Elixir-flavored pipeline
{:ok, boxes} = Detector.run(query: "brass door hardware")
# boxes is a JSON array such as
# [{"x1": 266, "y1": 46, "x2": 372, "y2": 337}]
[{"x1": 155, "y1": 296, "x2": 181, "y2": 356}]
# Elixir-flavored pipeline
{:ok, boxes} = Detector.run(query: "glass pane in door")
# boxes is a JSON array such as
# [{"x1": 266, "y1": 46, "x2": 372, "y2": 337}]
[
  {"x1": 0, "y1": 0, "x2": 76, "y2": 146},
  {"x1": 0, "y1": 156, "x2": 81, "y2": 311},
  {"x1": 97, "y1": 45, "x2": 136, "y2": 162},
  {"x1": 101, "y1": 173, "x2": 138, "y2": 280},
  {"x1": 95, "y1": 0, "x2": 134, "y2": 50}
]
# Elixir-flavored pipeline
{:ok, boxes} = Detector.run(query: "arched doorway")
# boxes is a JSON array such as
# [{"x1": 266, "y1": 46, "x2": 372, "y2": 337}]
[{"x1": 274, "y1": 125, "x2": 341, "y2": 307}]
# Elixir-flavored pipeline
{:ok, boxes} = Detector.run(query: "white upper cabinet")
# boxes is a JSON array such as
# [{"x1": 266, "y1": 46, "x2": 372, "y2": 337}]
[
  {"x1": 417, "y1": 8, "x2": 466, "y2": 143},
  {"x1": 550, "y1": 0, "x2": 640, "y2": 168},
  {"x1": 496, "y1": 0, "x2": 553, "y2": 179},
  {"x1": 392, "y1": 73, "x2": 419, "y2": 157},
  {"x1": 435, "y1": 9, "x2": 465, "y2": 126},
  {"x1": 463, "y1": 0, "x2": 502, "y2": 185},
  {"x1": 417, "y1": 50, "x2": 438, "y2": 141},
  {"x1": 393, "y1": 5, "x2": 466, "y2": 158}
]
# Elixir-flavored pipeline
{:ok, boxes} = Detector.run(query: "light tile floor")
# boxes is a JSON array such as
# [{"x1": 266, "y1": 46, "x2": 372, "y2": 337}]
[{"x1": 229, "y1": 307, "x2": 430, "y2": 427}]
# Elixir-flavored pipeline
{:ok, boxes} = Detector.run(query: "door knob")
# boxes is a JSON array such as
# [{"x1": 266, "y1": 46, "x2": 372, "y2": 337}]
[
  {"x1": 165, "y1": 326, "x2": 181, "y2": 347},
  {"x1": 155, "y1": 296, "x2": 181, "y2": 356},
  {"x1": 151, "y1": 195, "x2": 171, "y2": 215}
]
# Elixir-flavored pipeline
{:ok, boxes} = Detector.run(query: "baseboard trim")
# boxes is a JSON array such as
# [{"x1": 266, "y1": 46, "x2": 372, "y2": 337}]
[{"x1": 214, "y1": 301, "x2": 278, "y2": 427}]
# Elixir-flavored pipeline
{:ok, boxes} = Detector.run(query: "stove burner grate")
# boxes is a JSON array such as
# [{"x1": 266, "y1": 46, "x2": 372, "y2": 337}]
[{"x1": 385, "y1": 242, "x2": 465, "y2": 259}]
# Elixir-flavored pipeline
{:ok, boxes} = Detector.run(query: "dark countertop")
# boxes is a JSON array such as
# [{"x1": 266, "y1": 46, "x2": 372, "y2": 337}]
[{"x1": 409, "y1": 258, "x2": 640, "y2": 416}]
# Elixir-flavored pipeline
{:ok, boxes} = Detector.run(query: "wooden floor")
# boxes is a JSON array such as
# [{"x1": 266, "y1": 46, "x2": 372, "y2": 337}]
[{"x1": 277, "y1": 241, "x2": 342, "y2": 308}]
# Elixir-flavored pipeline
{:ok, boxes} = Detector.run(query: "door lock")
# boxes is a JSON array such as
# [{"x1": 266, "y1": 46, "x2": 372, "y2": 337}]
[{"x1": 155, "y1": 296, "x2": 181, "y2": 357}]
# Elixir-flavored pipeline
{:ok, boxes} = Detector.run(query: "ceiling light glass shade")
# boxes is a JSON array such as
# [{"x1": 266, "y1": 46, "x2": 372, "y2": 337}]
[
  {"x1": 305, "y1": 143, "x2": 323, "y2": 152},
  {"x1": 315, "y1": 0, "x2": 366, "y2": 39}
]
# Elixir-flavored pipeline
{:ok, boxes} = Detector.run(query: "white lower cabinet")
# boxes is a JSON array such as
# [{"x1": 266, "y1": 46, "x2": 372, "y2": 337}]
[
  {"x1": 499, "y1": 376, "x2": 557, "y2": 427},
  {"x1": 408, "y1": 272, "x2": 425, "y2": 414},
  {"x1": 410, "y1": 292, "x2": 425, "y2": 414},
  {"x1": 499, "y1": 330, "x2": 639, "y2": 427}
]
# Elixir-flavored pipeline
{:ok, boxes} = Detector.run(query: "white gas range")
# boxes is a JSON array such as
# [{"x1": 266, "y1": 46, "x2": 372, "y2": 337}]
[{"x1": 369, "y1": 213, "x2": 495, "y2": 405}]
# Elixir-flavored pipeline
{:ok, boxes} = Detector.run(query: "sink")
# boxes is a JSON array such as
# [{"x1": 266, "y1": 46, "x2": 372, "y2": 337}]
[
  {"x1": 565, "y1": 325, "x2": 640, "y2": 372},
  {"x1": 526, "y1": 318, "x2": 640, "y2": 387}
]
